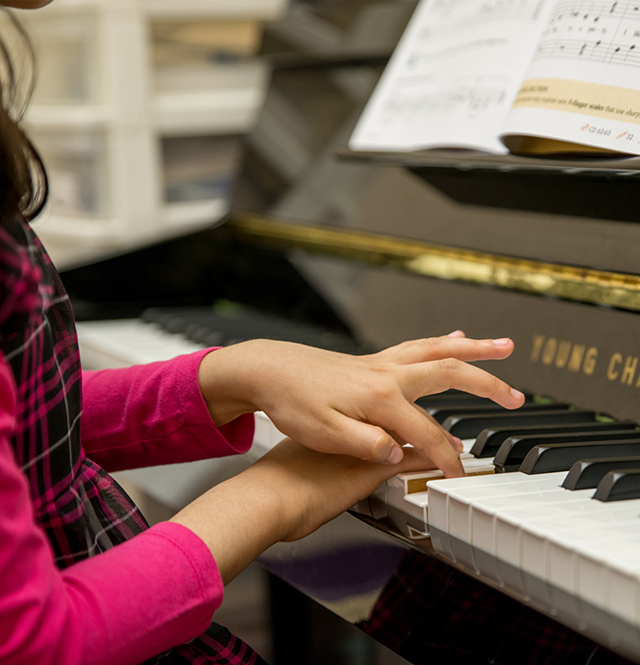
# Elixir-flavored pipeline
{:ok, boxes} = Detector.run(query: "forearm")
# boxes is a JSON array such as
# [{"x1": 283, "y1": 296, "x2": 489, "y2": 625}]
[
  {"x1": 170, "y1": 463, "x2": 289, "y2": 585},
  {"x1": 169, "y1": 437, "x2": 439, "y2": 586}
]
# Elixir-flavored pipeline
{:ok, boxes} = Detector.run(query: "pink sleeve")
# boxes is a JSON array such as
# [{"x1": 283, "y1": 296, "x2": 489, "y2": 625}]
[
  {"x1": 0, "y1": 359, "x2": 224, "y2": 665},
  {"x1": 81, "y1": 348, "x2": 254, "y2": 472}
]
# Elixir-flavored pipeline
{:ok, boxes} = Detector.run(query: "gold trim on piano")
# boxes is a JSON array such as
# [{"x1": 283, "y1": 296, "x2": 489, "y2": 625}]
[{"x1": 227, "y1": 214, "x2": 640, "y2": 312}]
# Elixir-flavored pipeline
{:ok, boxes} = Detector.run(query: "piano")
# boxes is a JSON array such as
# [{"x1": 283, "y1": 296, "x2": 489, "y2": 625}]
[{"x1": 61, "y1": 1, "x2": 640, "y2": 663}]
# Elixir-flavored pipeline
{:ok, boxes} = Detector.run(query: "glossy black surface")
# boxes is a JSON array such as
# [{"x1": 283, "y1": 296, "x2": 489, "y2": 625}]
[{"x1": 563, "y1": 456, "x2": 640, "y2": 490}]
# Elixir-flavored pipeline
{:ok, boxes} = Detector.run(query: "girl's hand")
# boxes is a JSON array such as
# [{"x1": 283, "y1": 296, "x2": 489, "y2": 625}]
[
  {"x1": 198, "y1": 333, "x2": 524, "y2": 479},
  {"x1": 171, "y1": 437, "x2": 439, "y2": 584},
  {"x1": 251, "y1": 437, "x2": 438, "y2": 542}
]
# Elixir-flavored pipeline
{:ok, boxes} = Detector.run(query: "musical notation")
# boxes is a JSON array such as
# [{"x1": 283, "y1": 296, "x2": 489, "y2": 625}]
[
  {"x1": 550, "y1": 0, "x2": 640, "y2": 22},
  {"x1": 418, "y1": 0, "x2": 547, "y2": 36},
  {"x1": 535, "y1": 37, "x2": 640, "y2": 63},
  {"x1": 379, "y1": 81, "x2": 508, "y2": 123},
  {"x1": 532, "y1": 0, "x2": 640, "y2": 67}
]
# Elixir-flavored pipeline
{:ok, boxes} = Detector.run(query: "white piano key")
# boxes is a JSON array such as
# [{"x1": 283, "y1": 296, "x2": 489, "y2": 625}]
[
  {"x1": 493, "y1": 489, "x2": 592, "y2": 563},
  {"x1": 471, "y1": 473, "x2": 568, "y2": 553},
  {"x1": 428, "y1": 472, "x2": 545, "y2": 535},
  {"x1": 497, "y1": 496, "x2": 640, "y2": 624},
  {"x1": 483, "y1": 488, "x2": 588, "y2": 590},
  {"x1": 403, "y1": 491, "x2": 429, "y2": 524},
  {"x1": 581, "y1": 539, "x2": 640, "y2": 625},
  {"x1": 430, "y1": 473, "x2": 566, "y2": 568},
  {"x1": 400, "y1": 491, "x2": 431, "y2": 537},
  {"x1": 450, "y1": 474, "x2": 567, "y2": 543},
  {"x1": 576, "y1": 526, "x2": 640, "y2": 613},
  {"x1": 521, "y1": 499, "x2": 640, "y2": 603},
  {"x1": 77, "y1": 319, "x2": 205, "y2": 368}
]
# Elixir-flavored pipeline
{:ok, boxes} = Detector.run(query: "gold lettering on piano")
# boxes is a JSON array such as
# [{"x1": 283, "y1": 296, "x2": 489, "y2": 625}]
[
  {"x1": 568, "y1": 344, "x2": 586, "y2": 372},
  {"x1": 542, "y1": 338, "x2": 557, "y2": 365},
  {"x1": 583, "y1": 347, "x2": 598, "y2": 376},
  {"x1": 555, "y1": 340, "x2": 572, "y2": 369},
  {"x1": 623, "y1": 356, "x2": 639, "y2": 385},
  {"x1": 608, "y1": 353, "x2": 623, "y2": 381},
  {"x1": 606, "y1": 353, "x2": 640, "y2": 386},
  {"x1": 531, "y1": 335, "x2": 597, "y2": 376},
  {"x1": 531, "y1": 334, "x2": 546, "y2": 362}
]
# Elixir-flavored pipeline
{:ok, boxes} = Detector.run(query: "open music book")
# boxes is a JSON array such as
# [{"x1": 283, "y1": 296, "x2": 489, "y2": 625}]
[{"x1": 349, "y1": 0, "x2": 640, "y2": 156}]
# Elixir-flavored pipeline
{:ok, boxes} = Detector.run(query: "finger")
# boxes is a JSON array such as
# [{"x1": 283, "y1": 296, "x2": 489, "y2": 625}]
[
  {"x1": 381, "y1": 337, "x2": 516, "y2": 366},
  {"x1": 368, "y1": 332, "x2": 466, "y2": 361},
  {"x1": 406, "y1": 358, "x2": 525, "y2": 409},
  {"x1": 412, "y1": 402, "x2": 464, "y2": 454},
  {"x1": 386, "y1": 402, "x2": 465, "y2": 478},
  {"x1": 329, "y1": 414, "x2": 406, "y2": 465}
]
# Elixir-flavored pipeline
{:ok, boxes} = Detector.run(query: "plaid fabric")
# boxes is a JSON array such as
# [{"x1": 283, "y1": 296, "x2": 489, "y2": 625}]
[
  {"x1": 0, "y1": 218, "x2": 265, "y2": 665},
  {"x1": 360, "y1": 548, "x2": 634, "y2": 665}
]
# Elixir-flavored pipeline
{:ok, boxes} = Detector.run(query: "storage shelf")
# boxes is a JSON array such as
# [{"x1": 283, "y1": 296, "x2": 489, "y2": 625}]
[
  {"x1": 152, "y1": 88, "x2": 266, "y2": 135},
  {"x1": 25, "y1": 105, "x2": 114, "y2": 129},
  {"x1": 16, "y1": 0, "x2": 288, "y2": 253}
]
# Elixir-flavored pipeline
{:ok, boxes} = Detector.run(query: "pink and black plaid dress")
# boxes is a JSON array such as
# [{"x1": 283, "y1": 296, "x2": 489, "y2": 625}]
[{"x1": 0, "y1": 217, "x2": 267, "y2": 665}]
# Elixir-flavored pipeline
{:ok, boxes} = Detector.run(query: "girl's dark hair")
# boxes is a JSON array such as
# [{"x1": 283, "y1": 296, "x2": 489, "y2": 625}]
[{"x1": 0, "y1": 8, "x2": 47, "y2": 223}]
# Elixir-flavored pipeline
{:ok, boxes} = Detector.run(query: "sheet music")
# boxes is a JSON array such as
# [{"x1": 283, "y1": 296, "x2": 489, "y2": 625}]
[
  {"x1": 503, "y1": 0, "x2": 640, "y2": 152},
  {"x1": 349, "y1": 0, "x2": 554, "y2": 154}
]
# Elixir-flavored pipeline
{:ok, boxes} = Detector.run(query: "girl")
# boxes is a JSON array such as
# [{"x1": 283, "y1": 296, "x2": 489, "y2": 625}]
[{"x1": 0, "y1": 2, "x2": 524, "y2": 663}]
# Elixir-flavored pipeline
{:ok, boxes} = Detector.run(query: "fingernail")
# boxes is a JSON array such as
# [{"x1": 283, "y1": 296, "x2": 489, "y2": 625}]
[
  {"x1": 511, "y1": 388, "x2": 525, "y2": 400},
  {"x1": 385, "y1": 446, "x2": 404, "y2": 465},
  {"x1": 493, "y1": 338, "x2": 511, "y2": 347},
  {"x1": 453, "y1": 436, "x2": 464, "y2": 452}
]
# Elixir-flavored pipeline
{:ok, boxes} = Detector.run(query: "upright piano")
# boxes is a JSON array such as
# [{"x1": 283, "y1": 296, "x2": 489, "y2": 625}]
[{"x1": 61, "y1": 2, "x2": 640, "y2": 663}]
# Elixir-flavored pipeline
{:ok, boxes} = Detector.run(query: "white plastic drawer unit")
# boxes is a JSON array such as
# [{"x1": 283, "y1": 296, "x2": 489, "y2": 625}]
[
  {"x1": 150, "y1": 19, "x2": 269, "y2": 135},
  {"x1": 31, "y1": 130, "x2": 110, "y2": 219},
  {"x1": 7, "y1": 0, "x2": 291, "y2": 266},
  {"x1": 28, "y1": 12, "x2": 101, "y2": 105}
]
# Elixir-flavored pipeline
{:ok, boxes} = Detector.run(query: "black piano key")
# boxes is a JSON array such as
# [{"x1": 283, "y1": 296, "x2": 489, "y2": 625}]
[
  {"x1": 443, "y1": 408, "x2": 596, "y2": 440},
  {"x1": 141, "y1": 306, "x2": 364, "y2": 354},
  {"x1": 435, "y1": 401, "x2": 569, "y2": 427},
  {"x1": 494, "y1": 428, "x2": 640, "y2": 472},
  {"x1": 471, "y1": 420, "x2": 636, "y2": 459},
  {"x1": 416, "y1": 392, "x2": 500, "y2": 412},
  {"x1": 429, "y1": 403, "x2": 507, "y2": 424},
  {"x1": 187, "y1": 326, "x2": 226, "y2": 347},
  {"x1": 593, "y1": 469, "x2": 640, "y2": 502},
  {"x1": 562, "y1": 456, "x2": 640, "y2": 490},
  {"x1": 519, "y1": 440, "x2": 640, "y2": 475}
]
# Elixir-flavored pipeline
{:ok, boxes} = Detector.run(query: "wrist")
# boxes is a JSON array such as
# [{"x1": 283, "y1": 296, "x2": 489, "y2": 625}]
[{"x1": 198, "y1": 344, "x2": 258, "y2": 427}]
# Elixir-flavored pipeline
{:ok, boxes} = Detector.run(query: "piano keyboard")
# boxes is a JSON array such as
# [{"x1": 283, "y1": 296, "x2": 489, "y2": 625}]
[{"x1": 77, "y1": 310, "x2": 640, "y2": 659}]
